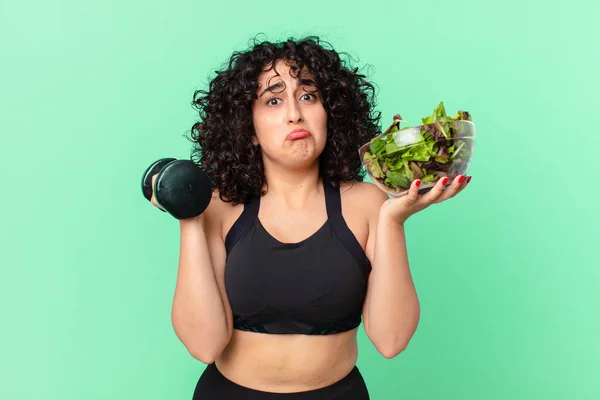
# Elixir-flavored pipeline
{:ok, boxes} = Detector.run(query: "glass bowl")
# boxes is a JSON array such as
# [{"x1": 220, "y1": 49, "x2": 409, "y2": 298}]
[{"x1": 359, "y1": 117, "x2": 476, "y2": 197}]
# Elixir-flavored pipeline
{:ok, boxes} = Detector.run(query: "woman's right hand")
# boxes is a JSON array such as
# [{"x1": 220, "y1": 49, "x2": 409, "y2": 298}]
[{"x1": 150, "y1": 174, "x2": 161, "y2": 209}]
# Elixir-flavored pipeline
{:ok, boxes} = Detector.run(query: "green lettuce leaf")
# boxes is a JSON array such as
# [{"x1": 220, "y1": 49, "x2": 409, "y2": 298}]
[{"x1": 363, "y1": 101, "x2": 473, "y2": 191}]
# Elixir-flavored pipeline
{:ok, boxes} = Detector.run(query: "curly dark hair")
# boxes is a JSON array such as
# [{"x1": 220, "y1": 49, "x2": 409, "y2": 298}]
[{"x1": 186, "y1": 35, "x2": 382, "y2": 205}]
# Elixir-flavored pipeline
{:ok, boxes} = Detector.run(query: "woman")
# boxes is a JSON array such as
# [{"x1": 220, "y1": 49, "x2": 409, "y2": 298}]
[{"x1": 152, "y1": 36, "x2": 471, "y2": 399}]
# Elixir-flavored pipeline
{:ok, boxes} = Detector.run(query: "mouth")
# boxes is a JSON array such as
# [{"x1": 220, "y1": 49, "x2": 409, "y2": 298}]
[{"x1": 286, "y1": 129, "x2": 312, "y2": 140}]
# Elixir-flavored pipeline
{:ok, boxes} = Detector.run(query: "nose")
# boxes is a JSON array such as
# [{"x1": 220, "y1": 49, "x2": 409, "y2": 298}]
[{"x1": 286, "y1": 98, "x2": 303, "y2": 124}]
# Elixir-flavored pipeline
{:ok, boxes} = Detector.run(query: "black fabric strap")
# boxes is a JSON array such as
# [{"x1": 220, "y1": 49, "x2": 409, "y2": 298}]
[
  {"x1": 324, "y1": 179, "x2": 372, "y2": 282},
  {"x1": 225, "y1": 195, "x2": 259, "y2": 255}
]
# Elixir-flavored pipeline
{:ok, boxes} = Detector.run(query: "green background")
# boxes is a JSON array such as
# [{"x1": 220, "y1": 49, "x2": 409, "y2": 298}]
[{"x1": 1, "y1": 0, "x2": 598, "y2": 398}]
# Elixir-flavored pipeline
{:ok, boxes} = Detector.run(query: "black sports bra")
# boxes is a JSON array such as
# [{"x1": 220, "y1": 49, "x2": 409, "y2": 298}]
[{"x1": 223, "y1": 178, "x2": 372, "y2": 335}]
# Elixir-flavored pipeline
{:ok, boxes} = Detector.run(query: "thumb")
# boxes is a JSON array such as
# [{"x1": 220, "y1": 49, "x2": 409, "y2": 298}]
[{"x1": 404, "y1": 179, "x2": 421, "y2": 204}]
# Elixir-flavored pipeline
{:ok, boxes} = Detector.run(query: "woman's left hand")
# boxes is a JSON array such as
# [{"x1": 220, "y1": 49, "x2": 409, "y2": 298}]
[{"x1": 380, "y1": 175, "x2": 472, "y2": 225}]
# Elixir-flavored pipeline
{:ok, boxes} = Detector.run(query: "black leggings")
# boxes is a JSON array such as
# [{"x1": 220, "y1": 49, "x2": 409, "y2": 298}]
[{"x1": 192, "y1": 363, "x2": 370, "y2": 399}]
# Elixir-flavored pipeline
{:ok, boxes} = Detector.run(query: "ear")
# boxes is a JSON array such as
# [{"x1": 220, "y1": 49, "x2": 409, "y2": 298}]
[{"x1": 251, "y1": 135, "x2": 259, "y2": 146}]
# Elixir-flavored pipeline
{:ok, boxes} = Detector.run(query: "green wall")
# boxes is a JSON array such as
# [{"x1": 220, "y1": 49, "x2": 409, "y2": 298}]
[{"x1": 1, "y1": 0, "x2": 598, "y2": 398}]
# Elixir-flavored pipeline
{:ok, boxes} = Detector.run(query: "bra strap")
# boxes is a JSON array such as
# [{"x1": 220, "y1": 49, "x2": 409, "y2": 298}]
[
  {"x1": 324, "y1": 178, "x2": 372, "y2": 281},
  {"x1": 224, "y1": 194, "x2": 260, "y2": 254}
]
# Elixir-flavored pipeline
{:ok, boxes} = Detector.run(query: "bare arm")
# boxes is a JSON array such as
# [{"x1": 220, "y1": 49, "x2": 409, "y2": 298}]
[
  {"x1": 361, "y1": 185, "x2": 420, "y2": 359},
  {"x1": 171, "y1": 201, "x2": 233, "y2": 364}
]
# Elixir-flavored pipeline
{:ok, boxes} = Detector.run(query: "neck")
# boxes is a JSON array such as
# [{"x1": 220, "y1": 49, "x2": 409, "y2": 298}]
[{"x1": 262, "y1": 161, "x2": 322, "y2": 208}]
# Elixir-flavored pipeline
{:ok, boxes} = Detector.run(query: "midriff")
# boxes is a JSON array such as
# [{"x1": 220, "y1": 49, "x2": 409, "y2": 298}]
[{"x1": 215, "y1": 327, "x2": 359, "y2": 393}]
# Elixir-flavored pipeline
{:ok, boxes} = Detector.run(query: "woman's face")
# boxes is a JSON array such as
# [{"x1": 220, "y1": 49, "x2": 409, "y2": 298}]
[{"x1": 251, "y1": 59, "x2": 327, "y2": 170}]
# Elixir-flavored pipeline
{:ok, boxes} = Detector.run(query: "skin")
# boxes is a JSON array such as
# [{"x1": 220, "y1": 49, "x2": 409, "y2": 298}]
[{"x1": 151, "y1": 59, "x2": 471, "y2": 393}]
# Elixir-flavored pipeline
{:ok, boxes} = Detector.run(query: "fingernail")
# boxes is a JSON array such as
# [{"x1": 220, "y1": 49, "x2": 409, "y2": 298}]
[
  {"x1": 458, "y1": 175, "x2": 465, "y2": 184},
  {"x1": 466, "y1": 176, "x2": 472, "y2": 184},
  {"x1": 441, "y1": 177, "x2": 449, "y2": 185},
  {"x1": 415, "y1": 179, "x2": 421, "y2": 187}
]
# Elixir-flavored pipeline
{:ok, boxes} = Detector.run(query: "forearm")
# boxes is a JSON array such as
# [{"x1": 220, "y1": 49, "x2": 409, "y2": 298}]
[
  {"x1": 365, "y1": 217, "x2": 420, "y2": 358},
  {"x1": 171, "y1": 216, "x2": 230, "y2": 361}
]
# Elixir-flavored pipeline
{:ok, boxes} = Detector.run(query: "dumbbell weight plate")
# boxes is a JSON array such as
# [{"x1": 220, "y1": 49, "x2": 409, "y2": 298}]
[
  {"x1": 141, "y1": 158, "x2": 177, "y2": 207},
  {"x1": 153, "y1": 160, "x2": 213, "y2": 219}
]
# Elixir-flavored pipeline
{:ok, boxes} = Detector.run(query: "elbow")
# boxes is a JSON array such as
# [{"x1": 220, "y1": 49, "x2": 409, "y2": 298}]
[
  {"x1": 188, "y1": 347, "x2": 222, "y2": 364},
  {"x1": 367, "y1": 321, "x2": 419, "y2": 359},
  {"x1": 377, "y1": 338, "x2": 410, "y2": 359},
  {"x1": 185, "y1": 334, "x2": 231, "y2": 364},
  {"x1": 172, "y1": 319, "x2": 232, "y2": 364},
  {"x1": 367, "y1": 329, "x2": 413, "y2": 359}
]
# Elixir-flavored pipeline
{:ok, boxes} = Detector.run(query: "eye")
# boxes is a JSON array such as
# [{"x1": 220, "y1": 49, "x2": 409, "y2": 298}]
[
  {"x1": 267, "y1": 97, "x2": 281, "y2": 106},
  {"x1": 301, "y1": 93, "x2": 316, "y2": 101}
]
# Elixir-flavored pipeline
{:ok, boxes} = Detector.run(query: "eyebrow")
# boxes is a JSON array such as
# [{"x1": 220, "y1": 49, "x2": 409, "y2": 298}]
[
  {"x1": 259, "y1": 78, "x2": 318, "y2": 98},
  {"x1": 259, "y1": 82, "x2": 284, "y2": 97}
]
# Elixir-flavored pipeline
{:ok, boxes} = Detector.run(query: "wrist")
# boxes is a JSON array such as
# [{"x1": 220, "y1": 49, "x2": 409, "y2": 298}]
[
  {"x1": 378, "y1": 213, "x2": 407, "y2": 230},
  {"x1": 379, "y1": 203, "x2": 408, "y2": 227},
  {"x1": 180, "y1": 213, "x2": 206, "y2": 229}
]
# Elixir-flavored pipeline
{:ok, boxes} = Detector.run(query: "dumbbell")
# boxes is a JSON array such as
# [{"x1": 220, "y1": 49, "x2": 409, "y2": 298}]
[{"x1": 141, "y1": 158, "x2": 213, "y2": 220}]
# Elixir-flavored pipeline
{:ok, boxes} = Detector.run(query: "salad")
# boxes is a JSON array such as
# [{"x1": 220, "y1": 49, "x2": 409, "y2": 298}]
[{"x1": 361, "y1": 101, "x2": 473, "y2": 190}]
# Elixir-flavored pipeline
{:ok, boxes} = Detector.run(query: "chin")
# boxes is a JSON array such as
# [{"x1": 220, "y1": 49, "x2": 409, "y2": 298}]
[{"x1": 288, "y1": 142, "x2": 324, "y2": 165}]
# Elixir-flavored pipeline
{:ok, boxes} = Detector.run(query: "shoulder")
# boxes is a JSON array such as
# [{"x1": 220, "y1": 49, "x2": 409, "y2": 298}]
[
  {"x1": 337, "y1": 180, "x2": 389, "y2": 261},
  {"x1": 203, "y1": 188, "x2": 245, "y2": 242},
  {"x1": 339, "y1": 180, "x2": 389, "y2": 213}
]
